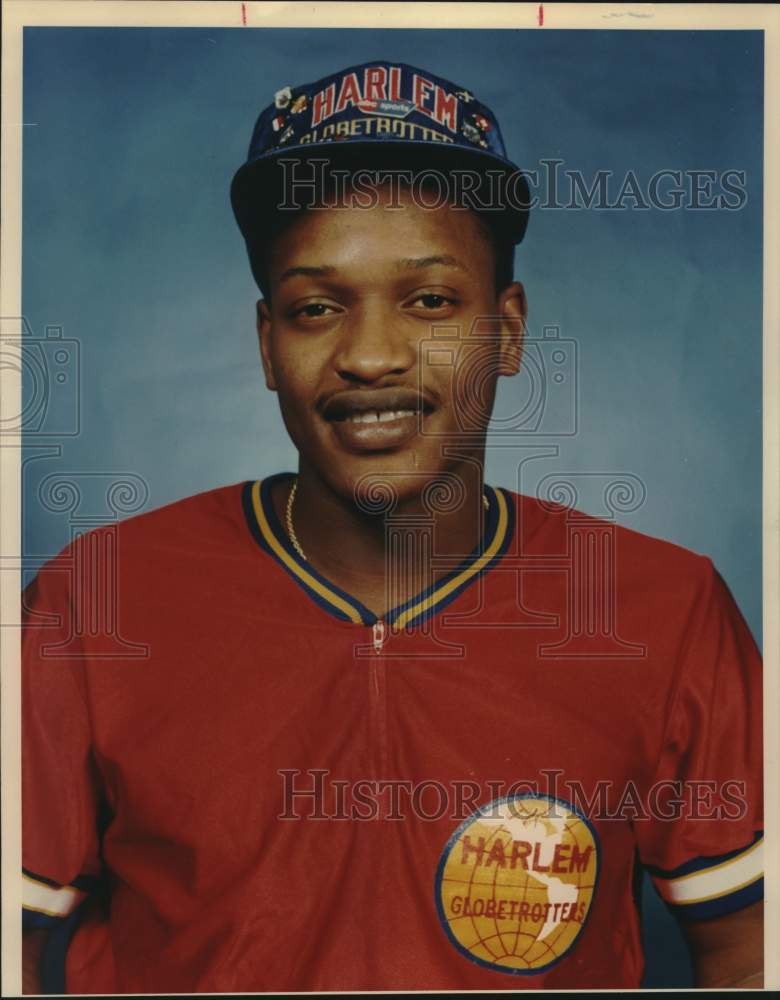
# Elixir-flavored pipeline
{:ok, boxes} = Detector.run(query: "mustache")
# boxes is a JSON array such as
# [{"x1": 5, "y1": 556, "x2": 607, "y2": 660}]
[{"x1": 320, "y1": 386, "x2": 437, "y2": 421}]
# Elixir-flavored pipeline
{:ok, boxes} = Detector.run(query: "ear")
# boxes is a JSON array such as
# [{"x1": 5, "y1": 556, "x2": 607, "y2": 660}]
[
  {"x1": 496, "y1": 282, "x2": 527, "y2": 376},
  {"x1": 256, "y1": 299, "x2": 277, "y2": 391}
]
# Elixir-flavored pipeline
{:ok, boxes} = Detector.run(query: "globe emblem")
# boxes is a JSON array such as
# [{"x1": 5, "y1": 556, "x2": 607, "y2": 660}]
[{"x1": 435, "y1": 795, "x2": 599, "y2": 974}]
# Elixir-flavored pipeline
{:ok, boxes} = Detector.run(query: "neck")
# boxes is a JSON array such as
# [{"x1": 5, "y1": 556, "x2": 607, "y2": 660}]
[{"x1": 271, "y1": 462, "x2": 488, "y2": 618}]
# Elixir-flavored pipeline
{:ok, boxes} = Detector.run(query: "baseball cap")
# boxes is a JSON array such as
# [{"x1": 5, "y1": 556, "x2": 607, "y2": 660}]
[{"x1": 230, "y1": 60, "x2": 531, "y2": 253}]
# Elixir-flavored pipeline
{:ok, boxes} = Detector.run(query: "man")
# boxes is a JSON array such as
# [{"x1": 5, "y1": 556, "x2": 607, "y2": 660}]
[{"x1": 22, "y1": 61, "x2": 762, "y2": 992}]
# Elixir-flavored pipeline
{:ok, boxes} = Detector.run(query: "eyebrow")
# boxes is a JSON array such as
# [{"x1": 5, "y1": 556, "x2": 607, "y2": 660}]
[
  {"x1": 396, "y1": 255, "x2": 468, "y2": 271},
  {"x1": 277, "y1": 265, "x2": 336, "y2": 285},
  {"x1": 278, "y1": 256, "x2": 468, "y2": 284}
]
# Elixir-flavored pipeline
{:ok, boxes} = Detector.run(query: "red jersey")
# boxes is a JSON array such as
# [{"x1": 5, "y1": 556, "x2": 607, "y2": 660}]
[{"x1": 22, "y1": 473, "x2": 763, "y2": 992}]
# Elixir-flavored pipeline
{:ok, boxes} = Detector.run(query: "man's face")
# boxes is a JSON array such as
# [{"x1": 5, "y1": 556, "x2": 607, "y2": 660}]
[{"x1": 256, "y1": 182, "x2": 526, "y2": 505}]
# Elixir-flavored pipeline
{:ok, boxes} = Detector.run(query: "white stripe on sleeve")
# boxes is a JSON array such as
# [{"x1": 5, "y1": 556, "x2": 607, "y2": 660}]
[
  {"x1": 652, "y1": 838, "x2": 763, "y2": 905},
  {"x1": 22, "y1": 873, "x2": 86, "y2": 918}
]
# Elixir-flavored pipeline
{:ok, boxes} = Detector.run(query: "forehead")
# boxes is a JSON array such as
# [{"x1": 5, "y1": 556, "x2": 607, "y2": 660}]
[{"x1": 267, "y1": 182, "x2": 493, "y2": 270}]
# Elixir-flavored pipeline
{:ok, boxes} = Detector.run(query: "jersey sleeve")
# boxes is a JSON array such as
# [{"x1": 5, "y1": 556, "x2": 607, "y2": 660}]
[
  {"x1": 22, "y1": 550, "x2": 106, "y2": 931},
  {"x1": 634, "y1": 556, "x2": 763, "y2": 922}
]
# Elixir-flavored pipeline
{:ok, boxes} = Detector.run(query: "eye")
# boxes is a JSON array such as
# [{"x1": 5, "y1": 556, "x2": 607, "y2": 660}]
[
  {"x1": 290, "y1": 301, "x2": 340, "y2": 320},
  {"x1": 408, "y1": 293, "x2": 458, "y2": 310}
]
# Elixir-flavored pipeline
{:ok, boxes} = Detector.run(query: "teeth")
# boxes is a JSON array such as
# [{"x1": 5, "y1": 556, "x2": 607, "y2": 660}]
[
  {"x1": 378, "y1": 409, "x2": 415, "y2": 423},
  {"x1": 348, "y1": 409, "x2": 416, "y2": 424}
]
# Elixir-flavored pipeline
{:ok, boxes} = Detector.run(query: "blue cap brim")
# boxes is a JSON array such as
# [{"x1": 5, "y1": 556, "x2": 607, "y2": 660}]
[{"x1": 230, "y1": 139, "x2": 531, "y2": 253}]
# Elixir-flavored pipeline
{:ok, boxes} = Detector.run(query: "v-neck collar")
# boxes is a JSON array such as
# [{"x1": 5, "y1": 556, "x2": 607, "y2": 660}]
[{"x1": 242, "y1": 472, "x2": 514, "y2": 630}]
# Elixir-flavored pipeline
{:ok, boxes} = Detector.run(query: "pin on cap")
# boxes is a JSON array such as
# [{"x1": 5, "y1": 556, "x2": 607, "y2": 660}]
[{"x1": 230, "y1": 60, "x2": 531, "y2": 251}]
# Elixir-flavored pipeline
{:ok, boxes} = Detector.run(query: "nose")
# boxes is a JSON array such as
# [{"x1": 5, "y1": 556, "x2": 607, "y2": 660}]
[{"x1": 331, "y1": 301, "x2": 417, "y2": 383}]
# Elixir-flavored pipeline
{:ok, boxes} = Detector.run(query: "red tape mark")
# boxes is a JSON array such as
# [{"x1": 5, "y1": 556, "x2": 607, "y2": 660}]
[
  {"x1": 538, "y1": 3, "x2": 544, "y2": 26},
  {"x1": 241, "y1": 2, "x2": 247, "y2": 25}
]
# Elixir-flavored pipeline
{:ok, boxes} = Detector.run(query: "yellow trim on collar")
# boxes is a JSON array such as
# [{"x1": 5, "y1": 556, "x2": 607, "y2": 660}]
[
  {"x1": 393, "y1": 487, "x2": 509, "y2": 630},
  {"x1": 251, "y1": 480, "x2": 364, "y2": 624}
]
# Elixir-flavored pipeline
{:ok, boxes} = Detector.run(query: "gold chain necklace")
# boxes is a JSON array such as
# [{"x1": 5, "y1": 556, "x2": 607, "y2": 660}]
[{"x1": 285, "y1": 477, "x2": 490, "y2": 562}]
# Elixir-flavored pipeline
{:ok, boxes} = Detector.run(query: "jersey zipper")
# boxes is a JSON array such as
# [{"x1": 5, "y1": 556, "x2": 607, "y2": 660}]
[
  {"x1": 368, "y1": 619, "x2": 389, "y2": 776},
  {"x1": 372, "y1": 619, "x2": 386, "y2": 654}
]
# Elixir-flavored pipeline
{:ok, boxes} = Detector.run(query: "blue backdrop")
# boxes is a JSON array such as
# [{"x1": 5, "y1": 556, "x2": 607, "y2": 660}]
[{"x1": 21, "y1": 27, "x2": 763, "y2": 988}]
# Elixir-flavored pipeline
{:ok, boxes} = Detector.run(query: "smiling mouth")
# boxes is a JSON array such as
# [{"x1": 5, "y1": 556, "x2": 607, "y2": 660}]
[
  {"x1": 336, "y1": 408, "x2": 419, "y2": 424},
  {"x1": 322, "y1": 391, "x2": 434, "y2": 452},
  {"x1": 322, "y1": 387, "x2": 434, "y2": 422}
]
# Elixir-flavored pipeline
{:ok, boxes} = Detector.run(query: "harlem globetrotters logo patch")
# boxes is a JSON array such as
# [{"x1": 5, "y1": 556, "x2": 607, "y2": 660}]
[{"x1": 435, "y1": 795, "x2": 599, "y2": 975}]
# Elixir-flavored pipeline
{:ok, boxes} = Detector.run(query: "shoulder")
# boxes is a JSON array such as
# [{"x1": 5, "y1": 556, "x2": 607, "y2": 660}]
[
  {"x1": 500, "y1": 485, "x2": 717, "y2": 604},
  {"x1": 111, "y1": 480, "x2": 249, "y2": 550},
  {"x1": 28, "y1": 481, "x2": 252, "y2": 591}
]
